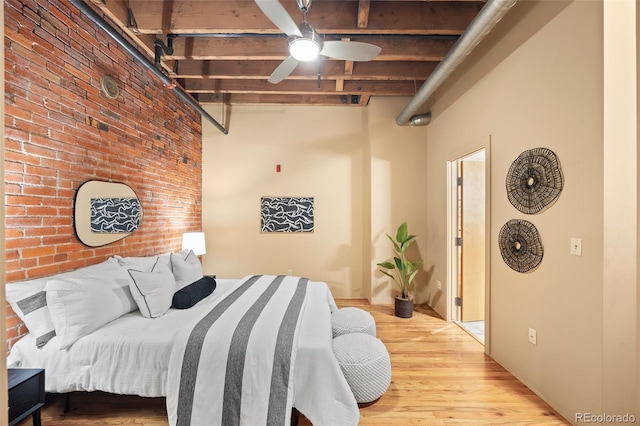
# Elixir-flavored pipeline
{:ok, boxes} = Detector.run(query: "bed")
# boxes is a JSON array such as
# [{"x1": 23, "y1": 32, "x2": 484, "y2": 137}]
[{"x1": 6, "y1": 254, "x2": 360, "y2": 426}]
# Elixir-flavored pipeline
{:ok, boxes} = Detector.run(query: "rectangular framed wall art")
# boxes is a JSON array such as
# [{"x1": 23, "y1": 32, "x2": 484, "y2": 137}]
[{"x1": 260, "y1": 197, "x2": 314, "y2": 233}]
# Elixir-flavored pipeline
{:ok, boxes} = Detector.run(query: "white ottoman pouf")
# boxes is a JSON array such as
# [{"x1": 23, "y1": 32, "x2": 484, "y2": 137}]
[
  {"x1": 333, "y1": 333, "x2": 391, "y2": 403},
  {"x1": 331, "y1": 307, "x2": 376, "y2": 337}
]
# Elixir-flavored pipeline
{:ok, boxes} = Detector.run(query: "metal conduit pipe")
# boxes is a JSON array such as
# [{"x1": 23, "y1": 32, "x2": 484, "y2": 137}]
[
  {"x1": 69, "y1": 0, "x2": 228, "y2": 135},
  {"x1": 396, "y1": 0, "x2": 518, "y2": 126}
]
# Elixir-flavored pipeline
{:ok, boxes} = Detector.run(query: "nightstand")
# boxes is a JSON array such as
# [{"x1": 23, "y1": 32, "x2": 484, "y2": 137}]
[{"x1": 8, "y1": 368, "x2": 45, "y2": 426}]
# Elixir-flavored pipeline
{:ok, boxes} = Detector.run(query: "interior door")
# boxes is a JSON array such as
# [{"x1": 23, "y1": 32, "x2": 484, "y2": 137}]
[{"x1": 460, "y1": 154, "x2": 485, "y2": 322}]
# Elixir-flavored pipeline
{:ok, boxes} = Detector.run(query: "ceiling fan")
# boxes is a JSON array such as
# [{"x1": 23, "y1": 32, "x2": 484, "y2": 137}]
[{"x1": 255, "y1": 0, "x2": 382, "y2": 84}]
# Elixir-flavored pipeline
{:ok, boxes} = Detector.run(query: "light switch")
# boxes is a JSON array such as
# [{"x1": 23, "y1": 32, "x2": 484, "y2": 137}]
[{"x1": 570, "y1": 238, "x2": 582, "y2": 256}]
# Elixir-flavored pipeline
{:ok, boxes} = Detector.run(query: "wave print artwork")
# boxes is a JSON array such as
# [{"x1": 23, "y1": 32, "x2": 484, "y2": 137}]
[
  {"x1": 90, "y1": 198, "x2": 142, "y2": 233},
  {"x1": 261, "y1": 197, "x2": 314, "y2": 233}
]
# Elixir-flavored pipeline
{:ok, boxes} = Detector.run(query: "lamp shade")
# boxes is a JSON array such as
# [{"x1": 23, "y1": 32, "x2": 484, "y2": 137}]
[{"x1": 182, "y1": 232, "x2": 206, "y2": 255}]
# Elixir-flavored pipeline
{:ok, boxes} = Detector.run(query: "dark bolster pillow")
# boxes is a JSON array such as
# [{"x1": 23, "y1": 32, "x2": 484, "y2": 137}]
[{"x1": 172, "y1": 275, "x2": 216, "y2": 309}]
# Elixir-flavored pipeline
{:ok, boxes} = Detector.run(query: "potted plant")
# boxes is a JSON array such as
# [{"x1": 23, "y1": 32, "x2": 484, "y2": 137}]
[{"x1": 377, "y1": 222, "x2": 423, "y2": 318}]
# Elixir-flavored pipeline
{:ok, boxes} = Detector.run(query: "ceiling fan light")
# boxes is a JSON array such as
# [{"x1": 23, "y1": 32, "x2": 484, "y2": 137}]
[{"x1": 289, "y1": 38, "x2": 320, "y2": 61}]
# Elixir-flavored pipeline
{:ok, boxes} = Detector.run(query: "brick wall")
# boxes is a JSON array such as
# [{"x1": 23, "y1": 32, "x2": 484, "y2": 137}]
[{"x1": 4, "y1": 0, "x2": 203, "y2": 348}]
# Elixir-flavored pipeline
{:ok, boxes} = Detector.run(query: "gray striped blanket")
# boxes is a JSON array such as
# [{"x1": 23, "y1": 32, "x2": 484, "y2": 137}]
[{"x1": 166, "y1": 275, "x2": 309, "y2": 426}]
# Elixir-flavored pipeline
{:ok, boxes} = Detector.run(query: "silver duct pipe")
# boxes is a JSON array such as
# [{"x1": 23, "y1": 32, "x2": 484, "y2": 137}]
[
  {"x1": 69, "y1": 0, "x2": 228, "y2": 135},
  {"x1": 408, "y1": 113, "x2": 432, "y2": 126},
  {"x1": 396, "y1": 0, "x2": 518, "y2": 126}
]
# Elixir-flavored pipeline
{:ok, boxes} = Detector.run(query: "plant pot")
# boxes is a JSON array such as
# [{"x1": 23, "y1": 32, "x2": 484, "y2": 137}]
[{"x1": 394, "y1": 296, "x2": 413, "y2": 318}]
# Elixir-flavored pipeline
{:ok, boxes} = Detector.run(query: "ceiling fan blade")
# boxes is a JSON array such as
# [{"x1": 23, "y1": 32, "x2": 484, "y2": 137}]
[
  {"x1": 268, "y1": 55, "x2": 300, "y2": 84},
  {"x1": 320, "y1": 41, "x2": 381, "y2": 62},
  {"x1": 255, "y1": 0, "x2": 302, "y2": 37}
]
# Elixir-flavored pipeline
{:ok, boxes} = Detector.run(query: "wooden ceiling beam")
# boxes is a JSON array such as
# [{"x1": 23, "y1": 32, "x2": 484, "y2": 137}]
[
  {"x1": 171, "y1": 60, "x2": 437, "y2": 80},
  {"x1": 358, "y1": 93, "x2": 372, "y2": 106},
  {"x1": 357, "y1": 0, "x2": 371, "y2": 28},
  {"x1": 87, "y1": 0, "x2": 485, "y2": 108},
  {"x1": 197, "y1": 93, "x2": 369, "y2": 106},
  {"x1": 166, "y1": 37, "x2": 456, "y2": 61},
  {"x1": 183, "y1": 79, "x2": 424, "y2": 96},
  {"x1": 124, "y1": 1, "x2": 483, "y2": 35}
]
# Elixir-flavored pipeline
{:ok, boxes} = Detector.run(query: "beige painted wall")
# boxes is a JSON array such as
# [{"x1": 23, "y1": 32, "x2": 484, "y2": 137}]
[
  {"x1": 200, "y1": 98, "x2": 428, "y2": 302},
  {"x1": 369, "y1": 99, "x2": 429, "y2": 304},
  {"x1": 603, "y1": 0, "x2": 638, "y2": 416},
  {"x1": 426, "y1": 0, "x2": 638, "y2": 421}
]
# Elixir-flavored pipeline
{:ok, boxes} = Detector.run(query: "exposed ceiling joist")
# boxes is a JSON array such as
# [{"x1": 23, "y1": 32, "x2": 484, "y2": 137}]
[{"x1": 87, "y1": 0, "x2": 485, "y2": 107}]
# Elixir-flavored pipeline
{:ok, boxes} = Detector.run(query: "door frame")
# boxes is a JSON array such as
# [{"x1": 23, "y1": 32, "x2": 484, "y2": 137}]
[{"x1": 446, "y1": 139, "x2": 492, "y2": 353}]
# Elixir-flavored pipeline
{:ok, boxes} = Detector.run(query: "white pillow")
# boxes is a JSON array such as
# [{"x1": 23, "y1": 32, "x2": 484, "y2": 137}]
[
  {"x1": 171, "y1": 250, "x2": 204, "y2": 290},
  {"x1": 114, "y1": 253, "x2": 172, "y2": 272},
  {"x1": 6, "y1": 257, "x2": 123, "y2": 348},
  {"x1": 45, "y1": 270, "x2": 138, "y2": 350},
  {"x1": 127, "y1": 260, "x2": 176, "y2": 318}
]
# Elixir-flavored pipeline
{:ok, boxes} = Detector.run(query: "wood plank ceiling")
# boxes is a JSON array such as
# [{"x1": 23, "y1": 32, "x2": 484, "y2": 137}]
[{"x1": 88, "y1": 0, "x2": 486, "y2": 107}]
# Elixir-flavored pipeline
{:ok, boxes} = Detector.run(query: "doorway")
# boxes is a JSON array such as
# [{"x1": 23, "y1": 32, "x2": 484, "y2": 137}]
[{"x1": 448, "y1": 149, "x2": 487, "y2": 344}]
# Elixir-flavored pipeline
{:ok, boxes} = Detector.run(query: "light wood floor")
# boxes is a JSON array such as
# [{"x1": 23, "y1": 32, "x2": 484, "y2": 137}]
[{"x1": 18, "y1": 300, "x2": 569, "y2": 425}]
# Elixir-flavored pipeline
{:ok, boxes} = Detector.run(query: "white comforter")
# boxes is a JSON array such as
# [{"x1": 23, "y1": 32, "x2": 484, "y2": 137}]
[{"x1": 7, "y1": 277, "x2": 359, "y2": 425}]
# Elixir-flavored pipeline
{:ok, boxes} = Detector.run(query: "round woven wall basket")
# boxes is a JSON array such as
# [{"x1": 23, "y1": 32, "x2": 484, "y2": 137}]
[
  {"x1": 498, "y1": 219, "x2": 544, "y2": 273},
  {"x1": 506, "y1": 147, "x2": 563, "y2": 214}
]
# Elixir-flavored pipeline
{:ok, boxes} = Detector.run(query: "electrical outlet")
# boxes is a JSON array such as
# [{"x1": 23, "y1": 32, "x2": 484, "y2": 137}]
[
  {"x1": 528, "y1": 327, "x2": 537, "y2": 345},
  {"x1": 570, "y1": 238, "x2": 582, "y2": 256},
  {"x1": 287, "y1": 269, "x2": 292, "y2": 276},
  {"x1": 435, "y1": 279, "x2": 442, "y2": 290}
]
